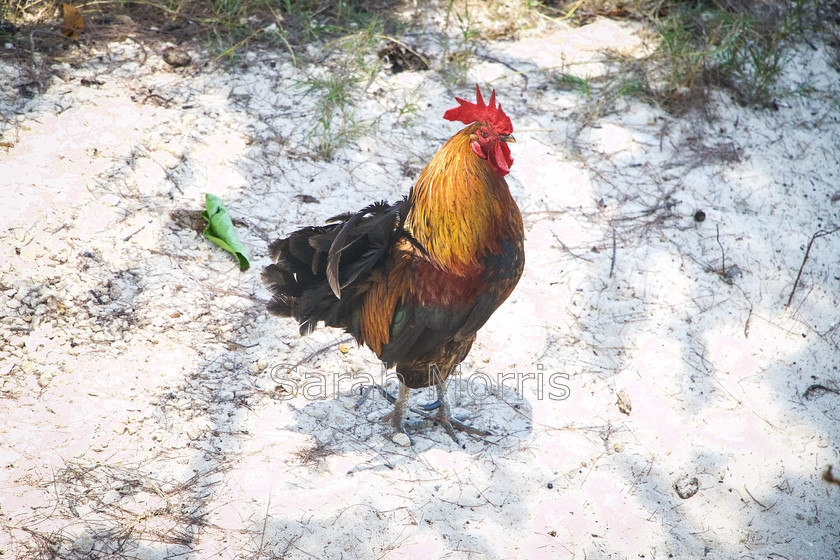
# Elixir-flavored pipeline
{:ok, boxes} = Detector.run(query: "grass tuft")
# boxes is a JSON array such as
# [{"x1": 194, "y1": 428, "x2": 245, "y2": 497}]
[
  {"x1": 539, "y1": 0, "x2": 822, "y2": 110},
  {"x1": 294, "y1": 20, "x2": 382, "y2": 159},
  {"x1": 439, "y1": 0, "x2": 481, "y2": 86},
  {"x1": 653, "y1": 0, "x2": 814, "y2": 107}
]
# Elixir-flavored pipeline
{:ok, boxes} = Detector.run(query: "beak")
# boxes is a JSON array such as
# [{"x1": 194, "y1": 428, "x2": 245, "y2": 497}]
[{"x1": 501, "y1": 134, "x2": 516, "y2": 143}]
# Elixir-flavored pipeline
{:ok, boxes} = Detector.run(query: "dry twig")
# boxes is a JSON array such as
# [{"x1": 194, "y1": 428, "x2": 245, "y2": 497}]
[{"x1": 786, "y1": 226, "x2": 840, "y2": 307}]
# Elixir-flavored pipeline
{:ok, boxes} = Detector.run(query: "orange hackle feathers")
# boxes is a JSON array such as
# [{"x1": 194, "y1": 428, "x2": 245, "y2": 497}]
[
  {"x1": 443, "y1": 84, "x2": 513, "y2": 136},
  {"x1": 405, "y1": 123, "x2": 515, "y2": 276}
]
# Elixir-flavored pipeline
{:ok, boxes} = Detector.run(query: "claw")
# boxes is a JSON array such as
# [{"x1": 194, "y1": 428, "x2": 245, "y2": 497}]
[
  {"x1": 429, "y1": 391, "x2": 491, "y2": 444},
  {"x1": 446, "y1": 416, "x2": 492, "y2": 437}
]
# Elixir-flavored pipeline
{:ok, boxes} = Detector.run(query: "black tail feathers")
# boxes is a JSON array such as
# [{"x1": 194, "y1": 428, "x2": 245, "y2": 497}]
[{"x1": 261, "y1": 198, "x2": 409, "y2": 335}]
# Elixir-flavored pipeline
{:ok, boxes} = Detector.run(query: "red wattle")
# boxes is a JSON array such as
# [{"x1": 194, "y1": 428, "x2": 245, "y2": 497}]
[{"x1": 490, "y1": 141, "x2": 512, "y2": 177}]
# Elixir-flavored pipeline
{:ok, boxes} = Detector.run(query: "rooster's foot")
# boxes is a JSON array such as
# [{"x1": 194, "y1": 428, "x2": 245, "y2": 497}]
[
  {"x1": 426, "y1": 382, "x2": 490, "y2": 444},
  {"x1": 360, "y1": 382, "x2": 488, "y2": 445}
]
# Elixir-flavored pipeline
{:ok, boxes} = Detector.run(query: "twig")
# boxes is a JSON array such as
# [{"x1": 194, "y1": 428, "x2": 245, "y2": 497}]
[
  {"x1": 744, "y1": 304, "x2": 753, "y2": 338},
  {"x1": 785, "y1": 226, "x2": 840, "y2": 307},
  {"x1": 478, "y1": 54, "x2": 528, "y2": 92},
  {"x1": 123, "y1": 221, "x2": 150, "y2": 241},
  {"x1": 803, "y1": 384, "x2": 840, "y2": 400},
  {"x1": 28, "y1": 29, "x2": 64, "y2": 90},
  {"x1": 743, "y1": 485, "x2": 774, "y2": 510},
  {"x1": 552, "y1": 231, "x2": 594, "y2": 262},
  {"x1": 284, "y1": 337, "x2": 353, "y2": 375},
  {"x1": 376, "y1": 34, "x2": 431, "y2": 69},
  {"x1": 560, "y1": 0, "x2": 586, "y2": 20},
  {"x1": 140, "y1": 93, "x2": 172, "y2": 107},
  {"x1": 263, "y1": 1, "x2": 298, "y2": 66},
  {"x1": 216, "y1": 27, "x2": 265, "y2": 60},
  {"x1": 614, "y1": 200, "x2": 679, "y2": 221},
  {"x1": 715, "y1": 224, "x2": 725, "y2": 276},
  {"x1": 257, "y1": 489, "x2": 271, "y2": 557},
  {"x1": 224, "y1": 339, "x2": 259, "y2": 349},
  {"x1": 608, "y1": 227, "x2": 616, "y2": 278}
]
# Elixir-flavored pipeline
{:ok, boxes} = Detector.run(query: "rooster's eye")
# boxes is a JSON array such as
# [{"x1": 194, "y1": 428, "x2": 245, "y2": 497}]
[{"x1": 480, "y1": 130, "x2": 488, "y2": 138}]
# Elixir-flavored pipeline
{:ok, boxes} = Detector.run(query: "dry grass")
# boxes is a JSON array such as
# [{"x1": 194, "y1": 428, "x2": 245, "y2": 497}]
[{"x1": 4, "y1": 460, "x2": 227, "y2": 559}]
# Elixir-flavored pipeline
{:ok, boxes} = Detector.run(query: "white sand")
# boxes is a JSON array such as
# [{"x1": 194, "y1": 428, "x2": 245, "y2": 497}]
[{"x1": 1, "y1": 15, "x2": 839, "y2": 560}]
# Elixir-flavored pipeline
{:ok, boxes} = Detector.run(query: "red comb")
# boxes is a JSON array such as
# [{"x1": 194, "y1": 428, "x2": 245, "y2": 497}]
[{"x1": 443, "y1": 84, "x2": 513, "y2": 135}]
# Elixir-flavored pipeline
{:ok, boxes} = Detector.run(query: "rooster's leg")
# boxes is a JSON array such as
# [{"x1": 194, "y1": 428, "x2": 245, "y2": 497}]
[
  {"x1": 390, "y1": 383, "x2": 411, "y2": 434},
  {"x1": 432, "y1": 381, "x2": 491, "y2": 443},
  {"x1": 375, "y1": 384, "x2": 440, "y2": 414}
]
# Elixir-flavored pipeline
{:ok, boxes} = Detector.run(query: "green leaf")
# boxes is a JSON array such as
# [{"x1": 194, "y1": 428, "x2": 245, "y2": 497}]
[{"x1": 201, "y1": 193, "x2": 250, "y2": 271}]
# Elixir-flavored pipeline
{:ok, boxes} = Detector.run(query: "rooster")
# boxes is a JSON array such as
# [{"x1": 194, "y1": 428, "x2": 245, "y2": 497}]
[{"x1": 263, "y1": 85, "x2": 524, "y2": 443}]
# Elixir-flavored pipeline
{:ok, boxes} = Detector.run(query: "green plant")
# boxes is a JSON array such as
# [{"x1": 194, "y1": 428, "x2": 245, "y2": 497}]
[
  {"x1": 211, "y1": 0, "x2": 244, "y2": 23},
  {"x1": 396, "y1": 89, "x2": 423, "y2": 127},
  {"x1": 653, "y1": 0, "x2": 814, "y2": 107},
  {"x1": 615, "y1": 76, "x2": 644, "y2": 98},
  {"x1": 441, "y1": 0, "x2": 480, "y2": 85},
  {"x1": 279, "y1": 0, "x2": 378, "y2": 41},
  {"x1": 554, "y1": 73, "x2": 592, "y2": 96},
  {"x1": 296, "y1": 57, "x2": 375, "y2": 160}
]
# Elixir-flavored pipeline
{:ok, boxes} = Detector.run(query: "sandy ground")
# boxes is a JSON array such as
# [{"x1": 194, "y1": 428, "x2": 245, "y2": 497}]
[{"x1": 1, "y1": 13, "x2": 839, "y2": 560}]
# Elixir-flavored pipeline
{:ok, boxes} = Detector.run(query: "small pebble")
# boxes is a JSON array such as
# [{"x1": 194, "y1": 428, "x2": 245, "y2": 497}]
[
  {"x1": 185, "y1": 423, "x2": 203, "y2": 441},
  {"x1": 306, "y1": 408, "x2": 327, "y2": 420},
  {"x1": 163, "y1": 47, "x2": 191, "y2": 68},
  {"x1": 723, "y1": 265, "x2": 743, "y2": 284},
  {"x1": 675, "y1": 475, "x2": 699, "y2": 499},
  {"x1": 102, "y1": 490, "x2": 120, "y2": 504},
  {"x1": 71, "y1": 531, "x2": 94, "y2": 553},
  {"x1": 392, "y1": 432, "x2": 412, "y2": 447}
]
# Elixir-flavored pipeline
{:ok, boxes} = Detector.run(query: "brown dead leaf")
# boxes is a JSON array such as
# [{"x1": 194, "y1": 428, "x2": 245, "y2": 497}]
[
  {"x1": 616, "y1": 388, "x2": 632, "y2": 415},
  {"x1": 823, "y1": 465, "x2": 840, "y2": 486},
  {"x1": 61, "y1": 4, "x2": 85, "y2": 39}
]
